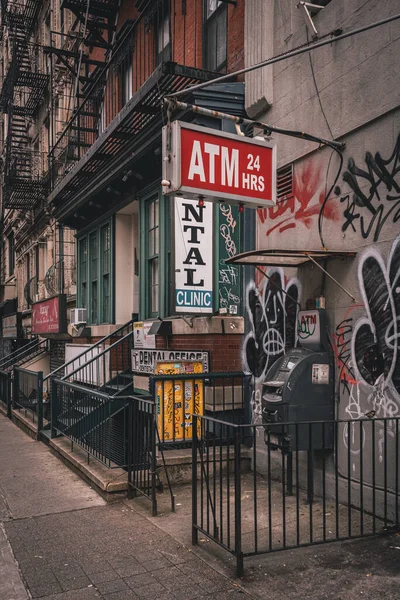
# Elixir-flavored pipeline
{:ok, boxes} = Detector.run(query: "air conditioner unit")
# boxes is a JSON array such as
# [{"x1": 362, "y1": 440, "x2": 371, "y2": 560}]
[{"x1": 70, "y1": 308, "x2": 87, "y2": 326}]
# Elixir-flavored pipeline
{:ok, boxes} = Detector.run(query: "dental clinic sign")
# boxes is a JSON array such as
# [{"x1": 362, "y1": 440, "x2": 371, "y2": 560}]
[
  {"x1": 162, "y1": 121, "x2": 276, "y2": 207},
  {"x1": 175, "y1": 198, "x2": 213, "y2": 313}
]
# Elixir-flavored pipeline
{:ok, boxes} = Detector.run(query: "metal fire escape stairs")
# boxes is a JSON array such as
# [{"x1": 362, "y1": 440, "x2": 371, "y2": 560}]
[
  {"x1": 0, "y1": 0, "x2": 50, "y2": 209},
  {"x1": 45, "y1": 0, "x2": 121, "y2": 177}
]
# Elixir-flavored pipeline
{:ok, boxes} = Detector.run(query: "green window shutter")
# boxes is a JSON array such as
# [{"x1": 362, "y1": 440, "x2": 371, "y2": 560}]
[{"x1": 139, "y1": 187, "x2": 171, "y2": 320}]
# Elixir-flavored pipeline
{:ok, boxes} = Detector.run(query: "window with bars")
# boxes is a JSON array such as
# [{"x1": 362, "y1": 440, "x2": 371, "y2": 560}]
[{"x1": 204, "y1": 0, "x2": 227, "y2": 72}]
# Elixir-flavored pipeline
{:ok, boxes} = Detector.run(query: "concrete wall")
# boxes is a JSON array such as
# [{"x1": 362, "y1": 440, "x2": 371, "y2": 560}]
[
  {"x1": 23, "y1": 353, "x2": 50, "y2": 376},
  {"x1": 244, "y1": 0, "x2": 400, "y2": 503}
]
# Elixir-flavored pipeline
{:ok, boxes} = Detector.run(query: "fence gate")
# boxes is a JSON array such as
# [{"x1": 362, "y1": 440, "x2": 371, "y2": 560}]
[
  {"x1": 127, "y1": 396, "x2": 175, "y2": 517},
  {"x1": 192, "y1": 415, "x2": 400, "y2": 576}
]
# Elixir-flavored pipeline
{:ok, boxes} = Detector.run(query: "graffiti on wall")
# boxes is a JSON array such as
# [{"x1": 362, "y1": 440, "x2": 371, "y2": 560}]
[
  {"x1": 218, "y1": 203, "x2": 241, "y2": 314},
  {"x1": 351, "y1": 235, "x2": 400, "y2": 414},
  {"x1": 338, "y1": 134, "x2": 400, "y2": 242},
  {"x1": 332, "y1": 237, "x2": 400, "y2": 463},
  {"x1": 243, "y1": 268, "x2": 301, "y2": 383},
  {"x1": 258, "y1": 135, "x2": 400, "y2": 245},
  {"x1": 257, "y1": 161, "x2": 339, "y2": 237}
]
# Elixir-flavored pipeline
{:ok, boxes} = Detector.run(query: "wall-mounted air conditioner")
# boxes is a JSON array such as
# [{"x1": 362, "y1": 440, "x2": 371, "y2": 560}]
[{"x1": 70, "y1": 308, "x2": 87, "y2": 326}]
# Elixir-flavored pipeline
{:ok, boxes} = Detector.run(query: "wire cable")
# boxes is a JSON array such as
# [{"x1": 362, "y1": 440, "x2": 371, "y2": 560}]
[
  {"x1": 168, "y1": 12, "x2": 400, "y2": 98},
  {"x1": 306, "y1": 29, "x2": 334, "y2": 140}
]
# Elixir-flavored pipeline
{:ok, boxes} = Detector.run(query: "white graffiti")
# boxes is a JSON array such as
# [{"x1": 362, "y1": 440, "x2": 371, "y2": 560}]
[
  {"x1": 219, "y1": 263, "x2": 238, "y2": 286},
  {"x1": 220, "y1": 224, "x2": 237, "y2": 257},
  {"x1": 220, "y1": 203, "x2": 237, "y2": 232},
  {"x1": 250, "y1": 388, "x2": 262, "y2": 426},
  {"x1": 242, "y1": 268, "x2": 301, "y2": 382}
]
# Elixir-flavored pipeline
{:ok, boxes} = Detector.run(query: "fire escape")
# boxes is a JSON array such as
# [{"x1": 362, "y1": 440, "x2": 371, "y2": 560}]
[
  {"x1": 45, "y1": 0, "x2": 121, "y2": 185},
  {"x1": 0, "y1": 0, "x2": 49, "y2": 210}
]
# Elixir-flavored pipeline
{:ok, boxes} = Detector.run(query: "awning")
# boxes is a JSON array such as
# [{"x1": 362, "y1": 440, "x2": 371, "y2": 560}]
[
  {"x1": 226, "y1": 249, "x2": 356, "y2": 267},
  {"x1": 227, "y1": 249, "x2": 357, "y2": 301}
]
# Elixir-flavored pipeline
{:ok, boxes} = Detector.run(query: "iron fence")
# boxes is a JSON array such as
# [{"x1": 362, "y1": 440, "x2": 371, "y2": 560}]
[
  {"x1": 192, "y1": 415, "x2": 400, "y2": 576},
  {"x1": 0, "y1": 369, "x2": 12, "y2": 418},
  {"x1": 127, "y1": 395, "x2": 175, "y2": 517},
  {"x1": 51, "y1": 378, "x2": 130, "y2": 468},
  {"x1": 13, "y1": 367, "x2": 44, "y2": 436},
  {"x1": 51, "y1": 378, "x2": 174, "y2": 514},
  {"x1": 149, "y1": 371, "x2": 251, "y2": 448}
]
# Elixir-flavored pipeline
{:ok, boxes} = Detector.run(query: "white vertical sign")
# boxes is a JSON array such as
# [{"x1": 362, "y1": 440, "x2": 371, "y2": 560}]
[{"x1": 174, "y1": 198, "x2": 213, "y2": 313}]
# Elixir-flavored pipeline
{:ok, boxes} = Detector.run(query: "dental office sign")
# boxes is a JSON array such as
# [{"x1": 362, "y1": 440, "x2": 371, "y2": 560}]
[
  {"x1": 175, "y1": 198, "x2": 213, "y2": 313},
  {"x1": 162, "y1": 121, "x2": 276, "y2": 207}
]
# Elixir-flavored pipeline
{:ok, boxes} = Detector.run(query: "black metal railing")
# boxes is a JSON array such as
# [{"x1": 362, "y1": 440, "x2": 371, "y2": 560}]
[
  {"x1": 45, "y1": 319, "x2": 135, "y2": 384},
  {"x1": 51, "y1": 378, "x2": 174, "y2": 514},
  {"x1": 61, "y1": 329, "x2": 134, "y2": 394},
  {"x1": 192, "y1": 415, "x2": 400, "y2": 576},
  {"x1": 13, "y1": 367, "x2": 44, "y2": 435},
  {"x1": 127, "y1": 394, "x2": 175, "y2": 517},
  {"x1": 0, "y1": 338, "x2": 48, "y2": 372},
  {"x1": 0, "y1": 369, "x2": 12, "y2": 418},
  {"x1": 149, "y1": 371, "x2": 250, "y2": 448},
  {"x1": 40, "y1": 319, "x2": 136, "y2": 430},
  {"x1": 51, "y1": 378, "x2": 130, "y2": 468}
]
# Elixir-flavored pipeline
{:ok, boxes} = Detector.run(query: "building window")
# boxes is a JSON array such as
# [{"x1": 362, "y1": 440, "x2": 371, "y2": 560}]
[
  {"x1": 156, "y1": 3, "x2": 171, "y2": 64},
  {"x1": 78, "y1": 221, "x2": 113, "y2": 325},
  {"x1": 204, "y1": 0, "x2": 227, "y2": 72},
  {"x1": 79, "y1": 237, "x2": 87, "y2": 309},
  {"x1": 89, "y1": 232, "x2": 98, "y2": 324},
  {"x1": 121, "y1": 54, "x2": 133, "y2": 107},
  {"x1": 101, "y1": 224, "x2": 110, "y2": 324},
  {"x1": 147, "y1": 197, "x2": 159, "y2": 316},
  {"x1": 7, "y1": 232, "x2": 14, "y2": 277}
]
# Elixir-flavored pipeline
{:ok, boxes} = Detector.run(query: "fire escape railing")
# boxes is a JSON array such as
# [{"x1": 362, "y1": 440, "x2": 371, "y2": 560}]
[{"x1": 0, "y1": 0, "x2": 50, "y2": 209}]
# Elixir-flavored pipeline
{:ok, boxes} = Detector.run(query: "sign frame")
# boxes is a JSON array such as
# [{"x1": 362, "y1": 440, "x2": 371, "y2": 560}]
[
  {"x1": 162, "y1": 121, "x2": 277, "y2": 208},
  {"x1": 174, "y1": 197, "x2": 214, "y2": 314},
  {"x1": 31, "y1": 294, "x2": 67, "y2": 336},
  {"x1": 132, "y1": 349, "x2": 210, "y2": 375}
]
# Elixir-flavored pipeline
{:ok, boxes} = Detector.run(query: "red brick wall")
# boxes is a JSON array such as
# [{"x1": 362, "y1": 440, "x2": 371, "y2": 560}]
[
  {"x1": 102, "y1": 1, "x2": 245, "y2": 125},
  {"x1": 156, "y1": 333, "x2": 243, "y2": 372},
  {"x1": 228, "y1": 1, "x2": 245, "y2": 74}
]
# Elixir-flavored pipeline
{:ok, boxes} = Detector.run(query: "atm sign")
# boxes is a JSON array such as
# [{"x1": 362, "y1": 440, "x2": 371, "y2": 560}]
[{"x1": 162, "y1": 121, "x2": 277, "y2": 208}]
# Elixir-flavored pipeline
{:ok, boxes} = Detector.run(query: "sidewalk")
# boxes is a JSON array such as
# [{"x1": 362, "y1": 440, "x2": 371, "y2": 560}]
[
  {"x1": 0, "y1": 414, "x2": 250, "y2": 600},
  {"x1": 1, "y1": 413, "x2": 399, "y2": 600}
]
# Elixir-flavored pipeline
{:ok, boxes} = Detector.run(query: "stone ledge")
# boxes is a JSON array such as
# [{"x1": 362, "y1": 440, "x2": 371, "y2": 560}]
[{"x1": 47, "y1": 436, "x2": 128, "y2": 496}]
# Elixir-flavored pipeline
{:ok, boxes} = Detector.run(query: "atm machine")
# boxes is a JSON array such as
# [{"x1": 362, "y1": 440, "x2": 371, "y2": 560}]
[{"x1": 262, "y1": 309, "x2": 334, "y2": 497}]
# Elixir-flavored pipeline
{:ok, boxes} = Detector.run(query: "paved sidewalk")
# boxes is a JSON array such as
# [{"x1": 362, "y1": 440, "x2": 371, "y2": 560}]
[
  {"x1": 0, "y1": 414, "x2": 250, "y2": 600},
  {"x1": 1, "y1": 414, "x2": 399, "y2": 600}
]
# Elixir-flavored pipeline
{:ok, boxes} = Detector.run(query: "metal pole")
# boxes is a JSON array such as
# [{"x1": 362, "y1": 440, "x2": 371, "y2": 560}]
[
  {"x1": 192, "y1": 414, "x2": 199, "y2": 546},
  {"x1": 37, "y1": 371, "x2": 44, "y2": 440},
  {"x1": 164, "y1": 98, "x2": 345, "y2": 151},
  {"x1": 234, "y1": 428, "x2": 244, "y2": 577},
  {"x1": 305, "y1": 253, "x2": 356, "y2": 301}
]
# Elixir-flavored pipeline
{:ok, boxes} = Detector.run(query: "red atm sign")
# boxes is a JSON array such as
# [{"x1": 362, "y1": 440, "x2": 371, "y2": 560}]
[{"x1": 162, "y1": 121, "x2": 276, "y2": 207}]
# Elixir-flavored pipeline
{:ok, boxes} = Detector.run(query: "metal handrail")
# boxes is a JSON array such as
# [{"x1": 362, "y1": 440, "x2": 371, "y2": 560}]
[
  {"x1": 0, "y1": 338, "x2": 48, "y2": 370},
  {"x1": 60, "y1": 329, "x2": 133, "y2": 381},
  {"x1": 44, "y1": 318, "x2": 135, "y2": 381},
  {"x1": 0, "y1": 338, "x2": 38, "y2": 367}
]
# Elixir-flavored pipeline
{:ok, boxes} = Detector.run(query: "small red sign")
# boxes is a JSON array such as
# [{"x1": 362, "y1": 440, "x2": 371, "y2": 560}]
[
  {"x1": 32, "y1": 295, "x2": 67, "y2": 335},
  {"x1": 162, "y1": 122, "x2": 276, "y2": 207}
]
